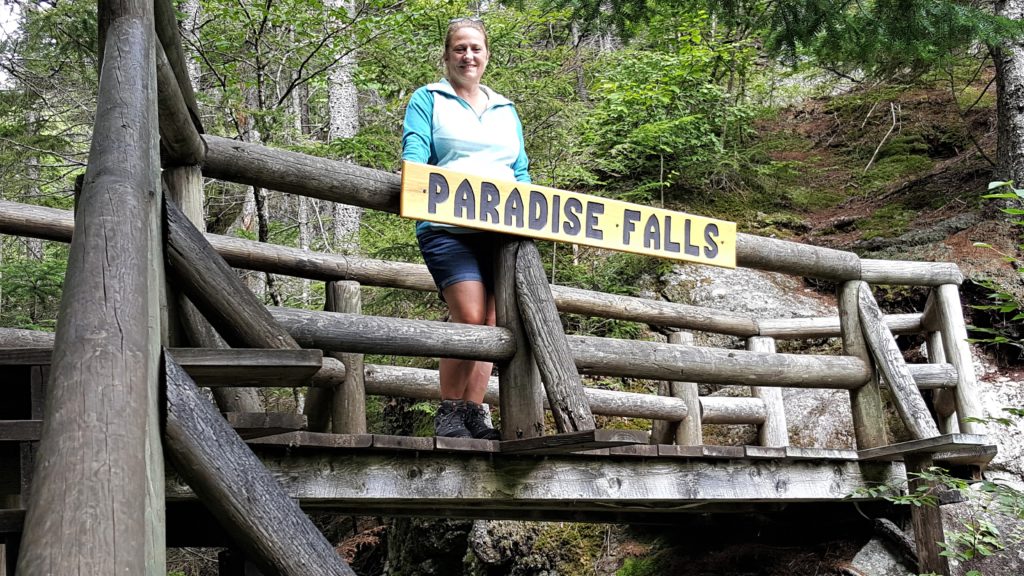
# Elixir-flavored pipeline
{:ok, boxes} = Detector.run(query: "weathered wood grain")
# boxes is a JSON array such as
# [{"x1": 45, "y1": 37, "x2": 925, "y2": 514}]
[
  {"x1": 500, "y1": 430, "x2": 648, "y2": 454},
  {"x1": 757, "y1": 313, "x2": 922, "y2": 340},
  {"x1": 784, "y1": 447, "x2": 859, "y2": 460},
  {"x1": 906, "y1": 454, "x2": 951, "y2": 576},
  {"x1": 155, "y1": 43, "x2": 205, "y2": 166},
  {"x1": 861, "y1": 259, "x2": 963, "y2": 286},
  {"x1": 165, "y1": 165, "x2": 264, "y2": 413},
  {"x1": 700, "y1": 397, "x2": 766, "y2": 424},
  {"x1": 746, "y1": 337, "x2": 789, "y2": 447},
  {"x1": 857, "y1": 433, "x2": 990, "y2": 461},
  {"x1": 203, "y1": 135, "x2": 401, "y2": 213},
  {"x1": 164, "y1": 352, "x2": 354, "y2": 575},
  {"x1": 0, "y1": 421, "x2": 42, "y2": 442},
  {"x1": 0, "y1": 349, "x2": 51, "y2": 366},
  {"x1": 736, "y1": 233, "x2": 861, "y2": 280},
  {"x1": 353, "y1": 360, "x2": 688, "y2": 420},
  {"x1": 516, "y1": 241, "x2": 595, "y2": 432},
  {"x1": 670, "y1": 332, "x2": 702, "y2": 445},
  {"x1": 328, "y1": 282, "x2": 367, "y2": 434},
  {"x1": 926, "y1": 331, "x2": 959, "y2": 434},
  {"x1": 224, "y1": 412, "x2": 308, "y2": 440},
  {"x1": 494, "y1": 239, "x2": 544, "y2": 439},
  {"x1": 932, "y1": 284, "x2": 985, "y2": 435},
  {"x1": 165, "y1": 448, "x2": 907, "y2": 507},
  {"x1": 166, "y1": 198, "x2": 299, "y2": 351},
  {"x1": 153, "y1": 0, "x2": 201, "y2": 133},
  {"x1": 0, "y1": 327, "x2": 55, "y2": 348},
  {"x1": 246, "y1": 432, "x2": 373, "y2": 450},
  {"x1": 18, "y1": 8, "x2": 164, "y2": 575},
  {"x1": 858, "y1": 287, "x2": 940, "y2": 440},
  {"x1": 839, "y1": 281, "x2": 888, "y2": 450},
  {"x1": 272, "y1": 307, "x2": 514, "y2": 361}
]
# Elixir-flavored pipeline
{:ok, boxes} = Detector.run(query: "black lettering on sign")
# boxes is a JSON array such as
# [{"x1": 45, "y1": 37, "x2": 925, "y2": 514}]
[
  {"x1": 504, "y1": 188, "x2": 524, "y2": 229},
  {"x1": 622, "y1": 210, "x2": 641, "y2": 244},
  {"x1": 644, "y1": 214, "x2": 660, "y2": 250},
  {"x1": 480, "y1": 181, "x2": 500, "y2": 224},
  {"x1": 585, "y1": 202, "x2": 604, "y2": 240},
  {"x1": 683, "y1": 219, "x2": 700, "y2": 257},
  {"x1": 550, "y1": 195, "x2": 561, "y2": 233},
  {"x1": 454, "y1": 179, "x2": 475, "y2": 220},
  {"x1": 663, "y1": 215, "x2": 681, "y2": 253},
  {"x1": 529, "y1": 191, "x2": 548, "y2": 231},
  {"x1": 704, "y1": 224, "x2": 720, "y2": 259},
  {"x1": 563, "y1": 197, "x2": 582, "y2": 236},
  {"x1": 428, "y1": 172, "x2": 449, "y2": 214}
]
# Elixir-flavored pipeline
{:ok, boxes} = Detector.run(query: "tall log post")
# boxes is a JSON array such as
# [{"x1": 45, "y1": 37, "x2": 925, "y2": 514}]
[
  {"x1": 906, "y1": 453, "x2": 952, "y2": 576},
  {"x1": 858, "y1": 286, "x2": 940, "y2": 440},
  {"x1": 669, "y1": 332, "x2": 702, "y2": 445},
  {"x1": 164, "y1": 353, "x2": 355, "y2": 575},
  {"x1": 932, "y1": 284, "x2": 985, "y2": 435},
  {"x1": 18, "y1": 3, "x2": 164, "y2": 572},
  {"x1": 326, "y1": 281, "x2": 367, "y2": 434},
  {"x1": 494, "y1": 239, "x2": 544, "y2": 439},
  {"x1": 839, "y1": 281, "x2": 888, "y2": 449},
  {"x1": 927, "y1": 331, "x2": 959, "y2": 434},
  {"x1": 746, "y1": 336, "x2": 789, "y2": 447},
  {"x1": 164, "y1": 166, "x2": 263, "y2": 413},
  {"x1": 514, "y1": 241, "x2": 595, "y2": 432}
]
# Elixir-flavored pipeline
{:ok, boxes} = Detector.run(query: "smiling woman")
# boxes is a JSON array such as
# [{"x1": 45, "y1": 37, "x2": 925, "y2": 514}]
[{"x1": 401, "y1": 17, "x2": 531, "y2": 440}]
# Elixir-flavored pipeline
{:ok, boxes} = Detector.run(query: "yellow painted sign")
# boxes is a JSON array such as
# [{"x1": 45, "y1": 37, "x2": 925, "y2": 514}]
[{"x1": 400, "y1": 161, "x2": 736, "y2": 268}]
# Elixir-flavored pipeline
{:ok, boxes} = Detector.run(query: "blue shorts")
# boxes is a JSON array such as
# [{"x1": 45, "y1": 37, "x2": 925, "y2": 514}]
[{"x1": 417, "y1": 228, "x2": 501, "y2": 295}]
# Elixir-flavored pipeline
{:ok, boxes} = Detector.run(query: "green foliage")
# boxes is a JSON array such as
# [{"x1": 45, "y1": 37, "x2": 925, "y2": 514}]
[
  {"x1": 970, "y1": 181, "x2": 1024, "y2": 354},
  {"x1": 616, "y1": 555, "x2": 666, "y2": 576},
  {"x1": 856, "y1": 203, "x2": 917, "y2": 240},
  {"x1": 533, "y1": 523, "x2": 608, "y2": 576}
]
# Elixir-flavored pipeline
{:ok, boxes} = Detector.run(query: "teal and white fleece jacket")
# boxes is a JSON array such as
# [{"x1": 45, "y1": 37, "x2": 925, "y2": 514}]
[{"x1": 401, "y1": 78, "x2": 530, "y2": 233}]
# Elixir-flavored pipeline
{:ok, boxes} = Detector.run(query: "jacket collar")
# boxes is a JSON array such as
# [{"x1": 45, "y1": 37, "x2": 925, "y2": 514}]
[{"x1": 427, "y1": 78, "x2": 512, "y2": 107}]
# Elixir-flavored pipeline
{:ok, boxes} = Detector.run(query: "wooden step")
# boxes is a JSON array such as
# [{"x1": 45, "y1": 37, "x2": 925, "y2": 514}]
[
  {"x1": 224, "y1": 412, "x2": 307, "y2": 440},
  {"x1": 499, "y1": 429, "x2": 648, "y2": 455},
  {"x1": 0, "y1": 421, "x2": 41, "y2": 443},
  {"x1": 858, "y1": 433, "x2": 992, "y2": 461}
]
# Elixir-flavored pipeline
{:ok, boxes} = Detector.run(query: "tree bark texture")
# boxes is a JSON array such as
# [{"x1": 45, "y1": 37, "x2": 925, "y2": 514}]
[{"x1": 18, "y1": 6, "x2": 164, "y2": 573}]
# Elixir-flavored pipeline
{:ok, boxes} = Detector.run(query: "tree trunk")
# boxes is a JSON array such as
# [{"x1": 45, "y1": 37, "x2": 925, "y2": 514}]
[
  {"x1": 328, "y1": 0, "x2": 362, "y2": 254},
  {"x1": 995, "y1": 1, "x2": 1024, "y2": 182}
]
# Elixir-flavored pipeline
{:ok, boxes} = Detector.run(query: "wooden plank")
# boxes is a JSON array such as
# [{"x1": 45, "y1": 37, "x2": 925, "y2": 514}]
[
  {"x1": 515, "y1": 241, "x2": 595, "y2": 432},
  {"x1": 858, "y1": 434, "x2": 990, "y2": 461},
  {"x1": 0, "y1": 422, "x2": 42, "y2": 443},
  {"x1": 0, "y1": 349, "x2": 51, "y2": 366},
  {"x1": 858, "y1": 286, "x2": 940, "y2": 440},
  {"x1": 0, "y1": 510, "x2": 23, "y2": 535},
  {"x1": 744, "y1": 446, "x2": 787, "y2": 459},
  {"x1": 933, "y1": 445, "x2": 997, "y2": 466},
  {"x1": 245, "y1": 432, "x2": 372, "y2": 449},
  {"x1": 494, "y1": 239, "x2": 544, "y2": 440},
  {"x1": 906, "y1": 454, "x2": 951, "y2": 576},
  {"x1": 371, "y1": 435, "x2": 434, "y2": 451},
  {"x1": 933, "y1": 284, "x2": 985, "y2": 434},
  {"x1": 223, "y1": 412, "x2": 307, "y2": 440},
  {"x1": 657, "y1": 445, "x2": 704, "y2": 458},
  {"x1": 500, "y1": 429, "x2": 647, "y2": 454},
  {"x1": 166, "y1": 450, "x2": 909, "y2": 506},
  {"x1": 17, "y1": 8, "x2": 164, "y2": 574},
  {"x1": 700, "y1": 445, "x2": 746, "y2": 459},
  {"x1": 163, "y1": 352, "x2": 355, "y2": 576},
  {"x1": 434, "y1": 437, "x2": 501, "y2": 453},
  {"x1": 746, "y1": 337, "x2": 789, "y2": 447},
  {"x1": 840, "y1": 281, "x2": 888, "y2": 450},
  {"x1": 784, "y1": 447, "x2": 859, "y2": 461},
  {"x1": 169, "y1": 348, "x2": 322, "y2": 386},
  {"x1": 608, "y1": 444, "x2": 659, "y2": 457}
]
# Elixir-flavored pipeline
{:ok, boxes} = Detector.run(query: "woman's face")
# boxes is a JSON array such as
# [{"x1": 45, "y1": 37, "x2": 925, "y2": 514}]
[{"x1": 444, "y1": 26, "x2": 489, "y2": 87}]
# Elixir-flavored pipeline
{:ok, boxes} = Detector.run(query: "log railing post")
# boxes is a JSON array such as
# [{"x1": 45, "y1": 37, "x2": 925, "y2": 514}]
[
  {"x1": 326, "y1": 281, "x2": 367, "y2": 434},
  {"x1": 652, "y1": 332, "x2": 699, "y2": 445},
  {"x1": 839, "y1": 281, "x2": 888, "y2": 449},
  {"x1": 494, "y1": 239, "x2": 544, "y2": 439},
  {"x1": 18, "y1": 1, "x2": 165, "y2": 571},
  {"x1": 515, "y1": 241, "x2": 595, "y2": 432},
  {"x1": 926, "y1": 330, "x2": 959, "y2": 434},
  {"x1": 746, "y1": 336, "x2": 789, "y2": 447},
  {"x1": 931, "y1": 284, "x2": 985, "y2": 435}
]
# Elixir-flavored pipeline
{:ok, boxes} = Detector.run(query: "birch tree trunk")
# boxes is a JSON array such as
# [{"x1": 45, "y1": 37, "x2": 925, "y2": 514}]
[{"x1": 328, "y1": 0, "x2": 361, "y2": 254}]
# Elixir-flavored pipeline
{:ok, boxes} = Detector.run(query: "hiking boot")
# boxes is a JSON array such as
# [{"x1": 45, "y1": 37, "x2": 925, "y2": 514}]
[
  {"x1": 435, "y1": 400, "x2": 472, "y2": 438},
  {"x1": 463, "y1": 401, "x2": 501, "y2": 440}
]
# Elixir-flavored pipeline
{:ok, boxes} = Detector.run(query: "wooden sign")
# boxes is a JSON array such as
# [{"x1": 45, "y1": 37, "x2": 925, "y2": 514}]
[{"x1": 400, "y1": 161, "x2": 736, "y2": 268}]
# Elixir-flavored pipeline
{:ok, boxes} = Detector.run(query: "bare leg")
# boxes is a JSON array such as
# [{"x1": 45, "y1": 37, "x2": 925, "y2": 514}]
[{"x1": 439, "y1": 280, "x2": 496, "y2": 404}]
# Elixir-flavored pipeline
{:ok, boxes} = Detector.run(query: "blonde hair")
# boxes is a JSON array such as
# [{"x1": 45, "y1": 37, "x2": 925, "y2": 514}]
[{"x1": 444, "y1": 18, "x2": 488, "y2": 52}]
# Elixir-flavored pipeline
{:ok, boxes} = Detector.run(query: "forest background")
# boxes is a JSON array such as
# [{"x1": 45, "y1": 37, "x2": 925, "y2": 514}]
[{"x1": 3, "y1": 0, "x2": 1024, "y2": 574}]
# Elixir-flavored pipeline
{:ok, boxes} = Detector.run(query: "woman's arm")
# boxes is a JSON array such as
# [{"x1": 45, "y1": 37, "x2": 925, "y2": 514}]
[
  {"x1": 402, "y1": 87, "x2": 434, "y2": 163},
  {"x1": 511, "y1": 107, "x2": 531, "y2": 183}
]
